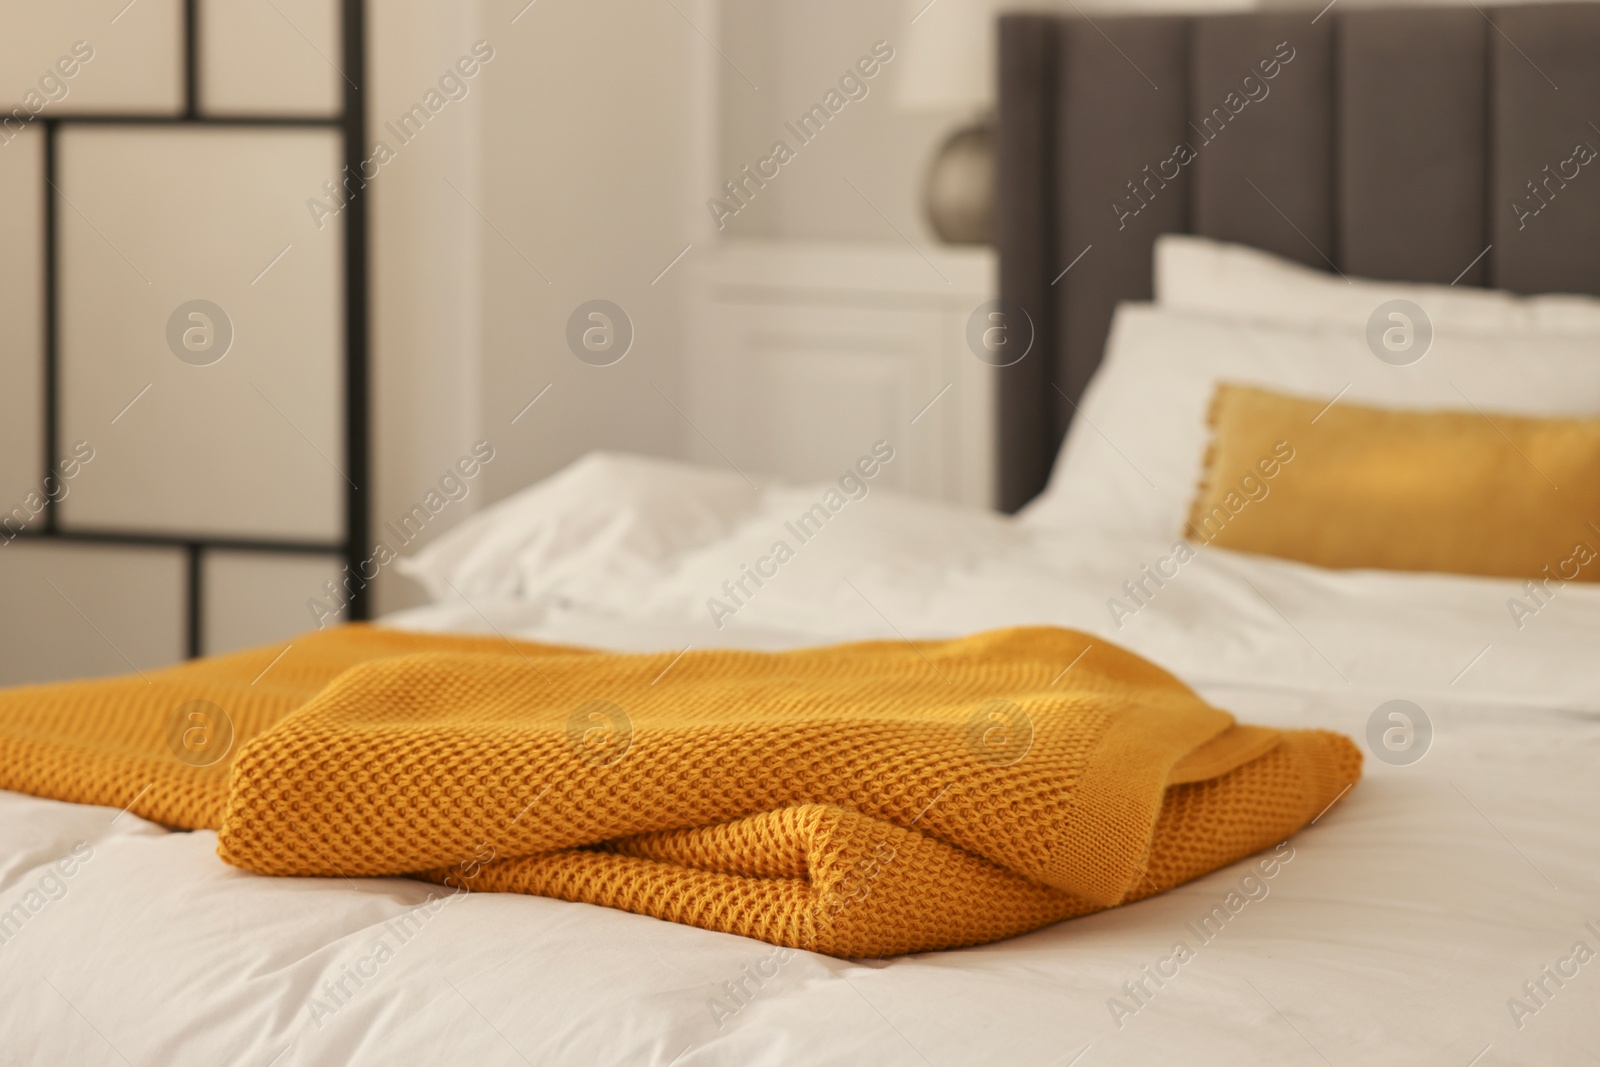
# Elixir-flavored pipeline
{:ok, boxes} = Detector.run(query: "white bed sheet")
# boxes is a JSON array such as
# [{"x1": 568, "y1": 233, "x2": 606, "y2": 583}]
[
  {"x1": 4, "y1": 475, "x2": 1599, "y2": 1065},
  {"x1": 392, "y1": 482, "x2": 1600, "y2": 714}
]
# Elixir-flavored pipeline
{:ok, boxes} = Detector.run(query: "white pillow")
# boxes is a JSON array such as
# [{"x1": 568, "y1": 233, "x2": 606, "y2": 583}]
[
  {"x1": 1022, "y1": 303, "x2": 1600, "y2": 539},
  {"x1": 396, "y1": 452, "x2": 760, "y2": 603},
  {"x1": 629, "y1": 485, "x2": 1028, "y2": 632},
  {"x1": 1155, "y1": 233, "x2": 1600, "y2": 336}
]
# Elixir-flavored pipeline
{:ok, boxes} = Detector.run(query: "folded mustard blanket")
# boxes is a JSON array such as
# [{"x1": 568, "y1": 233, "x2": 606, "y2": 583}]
[{"x1": 0, "y1": 625, "x2": 1359, "y2": 957}]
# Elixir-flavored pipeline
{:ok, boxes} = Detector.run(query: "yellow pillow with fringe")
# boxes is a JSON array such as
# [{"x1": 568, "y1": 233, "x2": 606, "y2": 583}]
[{"x1": 1186, "y1": 383, "x2": 1600, "y2": 582}]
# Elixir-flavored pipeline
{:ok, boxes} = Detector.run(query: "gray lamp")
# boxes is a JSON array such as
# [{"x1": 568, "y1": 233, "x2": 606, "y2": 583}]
[{"x1": 897, "y1": 0, "x2": 1002, "y2": 245}]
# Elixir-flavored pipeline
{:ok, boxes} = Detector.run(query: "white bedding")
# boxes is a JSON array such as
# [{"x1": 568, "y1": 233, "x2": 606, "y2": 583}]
[
  {"x1": 1024, "y1": 302, "x2": 1600, "y2": 541},
  {"x1": 395, "y1": 478, "x2": 1600, "y2": 713},
  {"x1": 5, "y1": 459, "x2": 1599, "y2": 1065}
]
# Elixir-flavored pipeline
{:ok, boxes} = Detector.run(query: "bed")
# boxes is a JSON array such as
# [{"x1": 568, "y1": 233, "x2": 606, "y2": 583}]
[{"x1": 6, "y1": 5, "x2": 1600, "y2": 1065}]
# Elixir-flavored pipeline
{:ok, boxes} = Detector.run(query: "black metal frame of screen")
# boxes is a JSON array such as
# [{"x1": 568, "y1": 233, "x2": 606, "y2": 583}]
[{"x1": 16, "y1": 0, "x2": 371, "y2": 657}]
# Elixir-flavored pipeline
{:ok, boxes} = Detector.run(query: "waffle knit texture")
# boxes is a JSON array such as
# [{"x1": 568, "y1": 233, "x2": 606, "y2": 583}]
[{"x1": 0, "y1": 624, "x2": 1360, "y2": 958}]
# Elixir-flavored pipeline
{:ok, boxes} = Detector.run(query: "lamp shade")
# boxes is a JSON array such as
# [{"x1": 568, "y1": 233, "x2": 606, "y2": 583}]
[
  {"x1": 896, "y1": 0, "x2": 1004, "y2": 111},
  {"x1": 896, "y1": 0, "x2": 1263, "y2": 111}
]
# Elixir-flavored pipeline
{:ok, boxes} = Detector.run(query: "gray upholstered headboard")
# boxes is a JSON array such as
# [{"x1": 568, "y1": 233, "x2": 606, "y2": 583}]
[{"x1": 994, "y1": 3, "x2": 1600, "y2": 512}]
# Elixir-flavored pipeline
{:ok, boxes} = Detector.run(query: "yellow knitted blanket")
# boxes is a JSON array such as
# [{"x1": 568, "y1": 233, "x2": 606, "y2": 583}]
[{"x1": 0, "y1": 625, "x2": 1359, "y2": 957}]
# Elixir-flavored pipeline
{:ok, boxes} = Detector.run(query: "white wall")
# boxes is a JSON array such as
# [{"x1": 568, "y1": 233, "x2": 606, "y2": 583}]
[
  {"x1": 370, "y1": 0, "x2": 969, "y2": 613},
  {"x1": 716, "y1": 0, "x2": 957, "y2": 245},
  {"x1": 369, "y1": 0, "x2": 716, "y2": 614},
  {"x1": 368, "y1": 0, "x2": 486, "y2": 614},
  {"x1": 472, "y1": 0, "x2": 710, "y2": 502}
]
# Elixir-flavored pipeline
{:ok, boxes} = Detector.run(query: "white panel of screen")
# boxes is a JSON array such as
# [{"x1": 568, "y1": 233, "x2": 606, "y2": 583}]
[
  {"x1": 199, "y1": 0, "x2": 342, "y2": 118},
  {"x1": 0, "y1": 540, "x2": 185, "y2": 686},
  {"x1": 56, "y1": 126, "x2": 345, "y2": 543},
  {"x1": 0, "y1": 0, "x2": 184, "y2": 117}
]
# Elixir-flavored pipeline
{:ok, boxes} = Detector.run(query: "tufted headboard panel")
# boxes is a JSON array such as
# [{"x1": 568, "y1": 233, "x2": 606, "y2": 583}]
[{"x1": 995, "y1": 4, "x2": 1600, "y2": 511}]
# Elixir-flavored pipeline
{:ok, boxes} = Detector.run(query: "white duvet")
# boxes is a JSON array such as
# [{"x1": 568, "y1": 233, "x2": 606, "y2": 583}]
[{"x1": 5, "y1": 457, "x2": 1599, "y2": 1065}]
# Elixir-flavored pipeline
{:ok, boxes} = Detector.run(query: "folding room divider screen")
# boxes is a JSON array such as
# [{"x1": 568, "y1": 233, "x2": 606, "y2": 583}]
[{"x1": 0, "y1": 0, "x2": 368, "y2": 685}]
